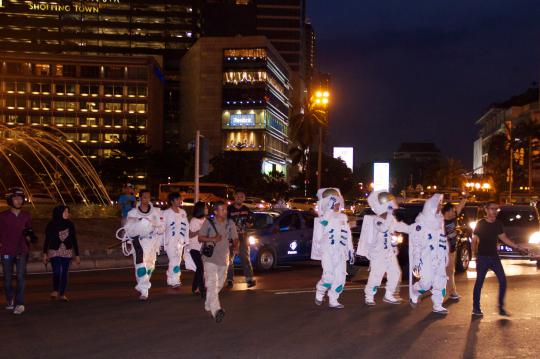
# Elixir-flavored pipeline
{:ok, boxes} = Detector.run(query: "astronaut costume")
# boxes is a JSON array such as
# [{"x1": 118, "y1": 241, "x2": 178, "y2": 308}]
[
  {"x1": 162, "y1": 207, "x2": 189, "y2": 287},
  {"x1": 312, "y1": 188, "x2": 354, "y2": 309},
  {"x1": 408, "y1": 194, "x2": 449, "y2": 314},
  {"x1": 121, "y1": 204, "x2": 164, "y2": 299},
  {"x1": 357, "y1": 190, "x2": 409, "y2": 306}
]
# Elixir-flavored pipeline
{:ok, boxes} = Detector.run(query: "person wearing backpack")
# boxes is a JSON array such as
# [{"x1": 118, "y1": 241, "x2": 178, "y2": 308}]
[{"x1": 198, "y1": 201, "x2": 238, "y2": 323}]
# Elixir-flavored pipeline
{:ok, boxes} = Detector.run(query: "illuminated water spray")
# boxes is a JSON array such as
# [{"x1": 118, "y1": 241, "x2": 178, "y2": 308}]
[{"x1": 0, "y1": 125, "x2": 111, "y2": 206}]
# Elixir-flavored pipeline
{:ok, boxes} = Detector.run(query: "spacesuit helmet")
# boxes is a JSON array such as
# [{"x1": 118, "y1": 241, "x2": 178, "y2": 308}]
[
  {"x1": 421, "y1": 193, "x2": 443, "y2": 218},
  {"x1": 367, "y1": 190, "x2": 397, "y2": 216},
  {"x1": 316, "y1": 187, "x2": 344, "y2": 216}
]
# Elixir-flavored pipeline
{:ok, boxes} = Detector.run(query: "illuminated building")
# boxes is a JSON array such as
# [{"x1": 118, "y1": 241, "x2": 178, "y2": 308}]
[
  {"x1": 0, "y1": 52, "x2": 164, "y2": 158},
  {"x1": 180, "y1": 36, "x2": 291, "y2": 175},
  {"x1": 0, "y1": 0, "x2": 200, "y2": 147}
]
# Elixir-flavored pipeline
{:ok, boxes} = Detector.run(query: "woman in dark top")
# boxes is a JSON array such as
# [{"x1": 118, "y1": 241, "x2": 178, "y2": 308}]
[{"x1": 43, "y1": 205, "x2": 80, "y2": 301}]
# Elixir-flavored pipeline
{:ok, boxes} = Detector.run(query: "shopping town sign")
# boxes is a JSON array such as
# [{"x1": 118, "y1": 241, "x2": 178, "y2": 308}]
[{"x1": 1, "y1": 1, "x2": 121, "y2": 14}]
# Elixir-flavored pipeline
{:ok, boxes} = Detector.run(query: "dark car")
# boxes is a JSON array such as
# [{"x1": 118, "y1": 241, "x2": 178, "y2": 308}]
[
  {"x1": 492, "y1": 205, "x2": 540, "y2": 265},
  {"x1": 233, "y1": 210, "x2": 316, "y2": 271},
  {"x1": 352, "y1": 204, "x2": 472, "y2": 273}
]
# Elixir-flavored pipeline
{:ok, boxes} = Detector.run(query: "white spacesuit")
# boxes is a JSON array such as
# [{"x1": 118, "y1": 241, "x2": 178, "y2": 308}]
[
  {"x1": 357, "y1": 190, "x2": 409, "y2": 306},
  {"x1": 122, "y1": 204, "x2": 164, "y2": 300},
  {"x1": 408, "y1": 194, "x2": 449, "y2": 314},
  {"x1": 312, "y1": 188, "x2": 354, "y2": 309},
  {"x1": 162, "y1": 207, "x2": 189, "y2": 287}
]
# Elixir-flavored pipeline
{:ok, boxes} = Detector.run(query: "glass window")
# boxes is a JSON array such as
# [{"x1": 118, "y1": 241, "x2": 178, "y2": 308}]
[
  {"x1": 80, "y1": 117, "x2": 98, "y2": 127},
  {"x1": 31, "y1": 83, "x2": 51, "y2": 94},
  {"x1": 128, "y1": 103, "x2": 146, "y2": 114},
  {"x1": 5, "y1": 62, "x2": 24, "y2": 75},
  {"x1": 5, "y1": 81, "x2": 26, "y2": 94},
  {"x1": 80, "y1": 101, "x2": 98, "y2": 112},
  {"x1": 103, "y1": 117, "x2": 123, "y2": 127},
  {"x1": 61, "y1": 65, "x2": 77, "y2": 77},
  {"x1": 30, "y1": 115, "x2": 52, "y2": 125},
  {"x1": 127, "y1": 117, "x2": 146, "y2": 128},
  {"x1": 104, "y1": 66, "x2": 124, "y2": 79},
  {"x1": 55, "y1": 83, "x2": 76, "y2": 96},
  {"x1": 104, "y1": 133, "x2": 121, "y2": 143},
  {"x1": 63, "y1": 132, "x2": 77, "y2": 141},
  {"x1": 224, "y1": 48, "x2": 266, "y2": 59},
  {"x1": 6, "y1": 115, "x2": 26, "y2": 124},
  {"x1": 127, "y1": 85, "x2": 147, "y2": 98},
  {"x1": 80, "y1": 84, "x2": 99, "y2": 97},
  {"x1": 55, "y1": 117, "x2": 76, "y2": 126},
  {"x1": 105, "y1": 102, "x2": 122, "y2": 113},
  {"x1": 127, "y1": 67, "x2": 147, "y2": 80},
  {"x1": 34, "y1": 64, "x2": 51, "y2": 76},
  {"x1": 80, "y1": 65, "x2": 100, "y2": 78},
  {"x1": 104, "y1": 85, "x2": 123, "y2": 97}
]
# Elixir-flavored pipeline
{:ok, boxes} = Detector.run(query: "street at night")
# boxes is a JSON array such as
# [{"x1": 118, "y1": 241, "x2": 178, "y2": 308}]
[{"x1": 2, "y1": 260, "x2": 539, "y2": 359}]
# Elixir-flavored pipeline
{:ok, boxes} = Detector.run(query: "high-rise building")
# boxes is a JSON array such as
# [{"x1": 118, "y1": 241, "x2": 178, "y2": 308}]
[
  {"x1": 0, "y1": 0, "x2": 201, "y2": 148},
  {"x1": 304, "y1": 20, "x2": 316, "y2": 90},
  {"x1": 0, "y1": 52, "x2": 164, "y2": 158},
  {"x1": 180, "y1": 36, "x2": 291, "y2": 175}
]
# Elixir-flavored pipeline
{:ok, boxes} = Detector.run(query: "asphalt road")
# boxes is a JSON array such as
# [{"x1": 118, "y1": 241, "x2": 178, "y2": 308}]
[{"x1": 1, "y1": 259, "x2": 540, "y2": 359}]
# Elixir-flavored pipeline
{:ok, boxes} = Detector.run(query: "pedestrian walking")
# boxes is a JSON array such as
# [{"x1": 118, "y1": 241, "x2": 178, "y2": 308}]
[
  {"x1": 188, "y1": 201, "x2": 208, "y2": 297},
  {"x1": 441, "y1": 195, "x2": 468, "y2": 300},
  {"x1": 118, "y1": 183, "x2": 136, "y2": 226},
  {"x1": 198, "y1": 201, "x2": 238, "y2": 323},
  {"x1": 162, "y1": 192, "x2": 189, "y2": 288},
  {"x1": 0, "y1": 187, "x2": 35, "y2": 315},
  {"x1": 43, "y1": 205, "x2": 80, "y2": 301},
  {"x1": 471, "y1": 201, "x2": 526, "y2": 317},
  {"x1": 226, "y1": 189, "x2": 256, "y2": 288}
]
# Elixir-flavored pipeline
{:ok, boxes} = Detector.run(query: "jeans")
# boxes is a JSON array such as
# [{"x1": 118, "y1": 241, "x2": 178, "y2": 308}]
[
  {"x1": 50, "y1": 257, "x2": 71, "y2": 295},
  {"x1": 1, "y1": 254, "x2": 27, "y2": 306},
  {"x1": 473, "y1": 256, "x2": 507, "y2": 310},
  {"x1": 227, "y1": 234, "x2": 254, "y2": 282},
  {"x1": 190, "y1": 249, "x2": 205, "y2": 293},
  {"x1": 204, "y1": 261, "x2": 227, "y2": 317}
]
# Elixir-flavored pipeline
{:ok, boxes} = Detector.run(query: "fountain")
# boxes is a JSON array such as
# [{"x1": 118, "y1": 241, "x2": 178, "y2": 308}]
[{"x1": 0, "y1": 125, "x2": 112, "y2": 206}]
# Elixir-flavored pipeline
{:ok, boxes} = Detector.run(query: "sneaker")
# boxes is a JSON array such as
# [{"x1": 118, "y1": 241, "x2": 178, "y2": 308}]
[
  {"x1": 449, "y1": 293, "x2": 461, "y2": 300},
  {"x1": 409, "y1": 298, "x2": 418, "y2": 309},
  {"x1": 60, "y1": 296, "x2": 69, "y2": 302},
  {"x1": 5, "y1": 301, "x2": 14, "y2": 310},
  {"x1": 226, "y1": 280, "x2": 233, "y2": 289},
  {"x1": 499, "y1": 307, "x2": 510, "y2": 317},
  {"x1": 13, "y1": 305, "x2": 25, "y2": 315},
  {"x1": 171, "y1": 283, "x2": 181, "y2": 289},
  {"x1": 432, "y1": 306, "x2": 449, "y2": 315},
  {"x1": 139, "y1": 294, "x2": 148, "y2": 301},
  {"x1": 383, "y1": 296, "x2": 402, "y2": 305},
  {"x1": 472, "y1": 308, "x2": 484, "y2": 317},
  {"x1": 329, "y1": 303, "x2": 345, "y2": 309},
  {"x1": 246, "y1": 280, "x2": 256, "y2": 288},
  {"x1": 365, "y1": 299, "x2": 376, "y2": 306},
  {"x1": 50, "y1": 291, "x2": 59, "y2": 300},
  {"x1": 315, "y1": 297, "x2": 323, "y2": 306},
  {"x1": 215, "y1": 309, "x2": 225, "y2": 323}
]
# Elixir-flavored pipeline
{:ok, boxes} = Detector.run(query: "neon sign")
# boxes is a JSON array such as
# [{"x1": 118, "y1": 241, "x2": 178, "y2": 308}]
[
  {"x1": 230, "y1": 113, "x2": 255, "y2": 127},
  {"x1": 0, "y1": 0, "x2": 122, "y2": 14}
]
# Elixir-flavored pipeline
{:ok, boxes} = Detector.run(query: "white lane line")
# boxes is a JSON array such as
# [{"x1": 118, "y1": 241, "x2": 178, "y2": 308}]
[{"x1": 272, "y1": 284, "x2": 410, "y2": 295}]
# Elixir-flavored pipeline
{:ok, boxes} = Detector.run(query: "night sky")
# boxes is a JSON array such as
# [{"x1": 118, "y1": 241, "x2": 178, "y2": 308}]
[{"x1": 308, "y1": 0, "x2": 540, "y2": 168}]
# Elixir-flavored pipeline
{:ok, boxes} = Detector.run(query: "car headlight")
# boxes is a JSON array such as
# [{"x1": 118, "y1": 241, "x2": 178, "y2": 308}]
[
  {"x1": 392, "y1": 234, "x2": 404, "y2": 244},
  {"x1": 248, "y1": 235, "x2": 258, "y2": 245},
  {"x1": 529, "y1": 232, "x2": 540, "y2": 244},
  {"x1": 469, "y1": 221, "x2": 477, "y2": 231}
]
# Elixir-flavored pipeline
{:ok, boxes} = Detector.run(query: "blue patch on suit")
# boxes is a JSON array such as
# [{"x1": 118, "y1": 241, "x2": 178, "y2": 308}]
[{"x1": 416, "y1": 225, "x2": 421, "y2": 231}]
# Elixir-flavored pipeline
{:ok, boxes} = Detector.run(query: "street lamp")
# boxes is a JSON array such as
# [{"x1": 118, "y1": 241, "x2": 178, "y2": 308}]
[{"x1": 310, "y1": 88, "x2": 330, "y2": 189}]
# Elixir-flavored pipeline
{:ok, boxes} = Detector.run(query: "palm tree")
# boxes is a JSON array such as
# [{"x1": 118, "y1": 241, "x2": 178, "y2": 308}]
[{"x1": 288, "y1": 107, "x2": 327, "y2": 168}]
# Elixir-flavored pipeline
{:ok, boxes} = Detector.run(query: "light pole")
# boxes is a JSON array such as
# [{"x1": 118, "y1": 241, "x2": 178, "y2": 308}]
[{"x1": 310, "y1": 89, "x2": 330, "y2": 189}]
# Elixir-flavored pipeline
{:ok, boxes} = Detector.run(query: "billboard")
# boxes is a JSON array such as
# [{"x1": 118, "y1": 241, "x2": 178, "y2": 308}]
[
  {"x1": 230, "y1": 113, "x2": 255, "y2": 127},
  {"x1": 373, "y1": 162, "x2": 390, "y2": 191},
  {"x1": 333, "y1": 147, "x2": 353, "y2": 172}
]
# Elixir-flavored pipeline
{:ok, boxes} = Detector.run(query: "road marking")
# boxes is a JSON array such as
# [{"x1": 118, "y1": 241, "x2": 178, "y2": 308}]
[{"x1": 272, "y1": 284, "x2": 410, "y2": 295}]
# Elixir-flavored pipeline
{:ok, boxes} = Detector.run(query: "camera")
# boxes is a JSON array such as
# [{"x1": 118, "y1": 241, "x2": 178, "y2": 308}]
[{"x1": 23, "y1": 228, "x2": 38, "y2": 244}]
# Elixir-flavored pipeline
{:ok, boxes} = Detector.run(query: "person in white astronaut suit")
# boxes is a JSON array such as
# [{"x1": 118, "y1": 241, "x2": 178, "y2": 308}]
[
  {"x1": 357, "y1": 190, "x2": 409, "y2": 306},
  {"x1": 312, "y1": 188, "x2": 355, "y2": 309},
  {"x1": 124, "y1": 190, "x2": 164, "y2": 300},
  {"x1": 161, "y1": 192, "x2": 189, "y2": 288},
  {"x1": 408, "y1": 193, "x2": 449, "y2": 315}
]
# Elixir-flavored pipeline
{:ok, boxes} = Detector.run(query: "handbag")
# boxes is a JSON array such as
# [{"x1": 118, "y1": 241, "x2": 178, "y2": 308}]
[{"x1": 201, "y1": 218, "x2": 219, "y2": 258}]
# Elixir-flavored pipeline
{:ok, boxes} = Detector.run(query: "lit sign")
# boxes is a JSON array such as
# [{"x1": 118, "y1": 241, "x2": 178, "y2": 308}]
[
  {"x1": 0, "y1": 0, "x2": 122, "y2": 14},
  {"x1": 373, "y1": 162, "x2": 390, "y2": 191},
  {"x1": 230, "y1": 113, "x2": 255, "y2": 127},
  {"x1": 333, "y1": 147, "x2": 353, "y2": 172},
  {"x1": 287, "y1": 241, "x2": 298, "y2": 255}
]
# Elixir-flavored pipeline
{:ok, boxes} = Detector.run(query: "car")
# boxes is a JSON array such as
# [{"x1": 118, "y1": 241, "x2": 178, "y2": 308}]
[
  {"x1": 287, "y1": 197, "x2": 317, "y2": 211},
  {"x1": 28, "y1": 193, "x2": 56, "y2": 205},
  {"x1": 492, "y1": 205, "x2": 540, "y2": 265},
  {"x1": 243, "y1": 197, "x2": 271, "y2": 210},
  {"x1": 352, "y1": 203, "x2": 472, "y2": 274},
  {"x1": 233, "y1": 210, "x2": 315, "y2": 271},
  {"x1": 343, "y1": 200, "x2": 358, "y2": 216}
]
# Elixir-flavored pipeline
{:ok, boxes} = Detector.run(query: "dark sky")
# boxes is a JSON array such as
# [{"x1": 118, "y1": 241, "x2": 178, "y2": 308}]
[{"x1": 307, "y1": 0, "x2": 540, "y2": 168}]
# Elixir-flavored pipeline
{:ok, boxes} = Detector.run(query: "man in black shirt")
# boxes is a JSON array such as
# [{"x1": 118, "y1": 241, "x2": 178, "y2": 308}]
[
  {"x1": 226, "y1": 190, "x2": 256, "y2": 288},
  {"x1": 472, "y1": 202, "x2": 525, "y2": 317}
]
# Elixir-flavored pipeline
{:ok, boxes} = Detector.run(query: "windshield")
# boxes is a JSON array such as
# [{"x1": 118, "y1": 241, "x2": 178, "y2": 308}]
[
  {"x1": 497, "y1": 209, "x2": 539, "y2": 228},
  {"x1": 252, "y1": 213, "x2": 275, "y2": 229}
]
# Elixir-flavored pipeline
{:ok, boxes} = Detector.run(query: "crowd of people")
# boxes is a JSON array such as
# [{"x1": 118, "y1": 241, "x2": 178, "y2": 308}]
[{"x1": 0, "y1": 185, "x2": 528, "y2": 322}]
